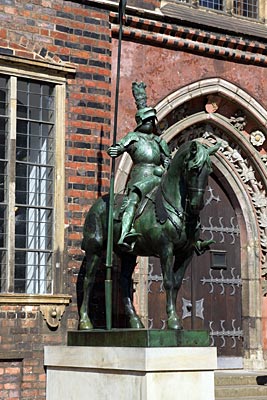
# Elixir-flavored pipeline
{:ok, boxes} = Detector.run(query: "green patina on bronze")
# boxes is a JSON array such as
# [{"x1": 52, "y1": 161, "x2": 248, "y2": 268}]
[
  {"x1": 79, "y1": 81, "x2": 219, "y2": 332},
  {"x1": 107, "y1": 81, "x2": 170, "y2": 250},
  {"x1": 68, "y1": 329, "x2": 210, "y2": 347}
]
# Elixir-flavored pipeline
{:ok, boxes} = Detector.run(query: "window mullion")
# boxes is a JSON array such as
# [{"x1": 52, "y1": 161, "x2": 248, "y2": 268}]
[
  {"x1": 54, "y1": 84, "x2": 65, "y2": 293},
  {"x1": 6, "y1": 76, "x2": 17, "y2": 292},
  {"x1": 259, "y1": 0, "x2": 265, "y2": 20},
  {"x1": 225, "y1": 0, "x2": 233, "y2": 12}
]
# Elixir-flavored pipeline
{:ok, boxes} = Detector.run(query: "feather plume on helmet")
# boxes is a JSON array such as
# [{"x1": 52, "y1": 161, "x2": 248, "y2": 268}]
[{"x1": 132, "y1": 81, "x2": 157, "y2": 130}]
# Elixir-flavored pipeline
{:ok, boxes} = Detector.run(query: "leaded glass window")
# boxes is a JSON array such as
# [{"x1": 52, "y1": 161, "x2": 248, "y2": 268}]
[
  {"x1": 0, "y1": 75, "x2": 55, "y2": 294},
  {"x1": 199, "y1": 0, "x2": 223, "y2": 10},
  {"x1": 175, "y1": 0, "x2": 259, "y2": 19},
  {"x1": 233, "y1": 0, "x2": 258, "y2": 18}
]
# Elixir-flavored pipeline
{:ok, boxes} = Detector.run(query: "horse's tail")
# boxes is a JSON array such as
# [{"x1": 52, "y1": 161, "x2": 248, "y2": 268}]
[{"x1": 81, "y1": 195, "x2": 110, "y2": 253}]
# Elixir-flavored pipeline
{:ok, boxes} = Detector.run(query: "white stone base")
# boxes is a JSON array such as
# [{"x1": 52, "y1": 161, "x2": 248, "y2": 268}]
[{"x1": 44, "y1": 346, "x2": 217, "y2": 400}]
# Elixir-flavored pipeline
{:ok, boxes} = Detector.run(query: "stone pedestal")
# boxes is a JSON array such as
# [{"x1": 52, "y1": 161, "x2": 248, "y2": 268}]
[{"x1": 45, "y1": 345, "x2": 217, "y2": 400}]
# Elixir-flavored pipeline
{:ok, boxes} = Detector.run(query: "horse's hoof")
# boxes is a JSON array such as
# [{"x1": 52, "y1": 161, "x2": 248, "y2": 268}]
[
  {"x1": 79, "y1": 320, "x2": 93, "y2": 330},
  {"x1": 129, "y1": 316, "x2": 145, "y2": 329},
  {"x1": 167, "y1": 316, "x2": 182, "y2": 330}
]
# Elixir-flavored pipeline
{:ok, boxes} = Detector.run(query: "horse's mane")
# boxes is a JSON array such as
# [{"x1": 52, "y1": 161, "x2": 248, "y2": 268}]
[{"x1": 174, "y1": 140, "x2": 212, "y2": 172}]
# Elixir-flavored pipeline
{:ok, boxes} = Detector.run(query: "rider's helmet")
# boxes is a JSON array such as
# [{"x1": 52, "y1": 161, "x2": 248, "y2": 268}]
[
  {"x1": 135, "y1": 107, "x2": 157, "y2": 129},
  {"x1": 132, "y1": 81, "x2": 157, "y2": 130}
]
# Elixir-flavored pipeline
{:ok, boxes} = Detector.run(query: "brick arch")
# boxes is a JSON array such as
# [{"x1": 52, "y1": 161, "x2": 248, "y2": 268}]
[{"x1": 2, "y1": 34, "x2": 66, "y2": 65}]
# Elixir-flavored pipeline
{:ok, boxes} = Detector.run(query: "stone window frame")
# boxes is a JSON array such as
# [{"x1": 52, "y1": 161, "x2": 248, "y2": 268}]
[
  {"x1": 0, "y1": 55, "x2": 73, "y2": 302},
  {"x1": 174, "y1": 0, "x2": 266, "y2": 21}
]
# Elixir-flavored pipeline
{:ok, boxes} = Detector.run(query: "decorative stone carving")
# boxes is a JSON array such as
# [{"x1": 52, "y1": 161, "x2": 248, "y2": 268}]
[
  {"x1": 230, "y1": 110, "x2": 247, "y2": 131},
  {"x1": 261, "y1": 154, "x2": 267, "y2": 166},
  {"x1": 171, "y1": 104, "x2": 188, "y2": 123},
  {"x1": 157, "y1": 118, "x2": 168, "y2": 134},
  {"x1": 40, "y1": 305, "x2": 66, "y2": 329},
  {"x1": 250, "y1": 130, "x2": 265, "y2": 147},
  {"x1": 172, "y1": 122, "x2": 267, "y2": 293},
  {"x1": 205, "y1": 95, "x2": 222, "y2": 113}
]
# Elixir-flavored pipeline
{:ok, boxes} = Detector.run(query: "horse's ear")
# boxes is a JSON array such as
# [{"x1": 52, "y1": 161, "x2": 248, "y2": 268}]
[{"x1": 208, "y1": 142, "x2": 221, "y2": 155}]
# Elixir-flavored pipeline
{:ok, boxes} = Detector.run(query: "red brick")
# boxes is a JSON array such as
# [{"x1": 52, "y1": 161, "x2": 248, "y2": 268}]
[{"x1": 4, "y1": 383, "x2": 18, "y2": 390}]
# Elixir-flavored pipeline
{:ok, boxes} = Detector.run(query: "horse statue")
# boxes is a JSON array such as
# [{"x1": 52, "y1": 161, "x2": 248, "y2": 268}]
[{"x1": 79, "y1": 139, "x2": 219, "y2": 330}]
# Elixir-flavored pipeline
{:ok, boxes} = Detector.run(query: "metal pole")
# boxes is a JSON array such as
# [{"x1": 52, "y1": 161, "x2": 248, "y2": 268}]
[{"x1": 105, "y1": 0, "x2": 126, "y2": 331}]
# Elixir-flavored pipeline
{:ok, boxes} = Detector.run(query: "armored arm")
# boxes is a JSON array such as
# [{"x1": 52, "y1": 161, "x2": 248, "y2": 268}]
[
  {"x1": 155, "y1": 136, "x2": 171, "y2": 168},
  {"x1": 107, "y1": 143, "x2": 124, "y2": 158},
  {"x1": 107, "y1": 131, "x2": 139, "y2": 158}
]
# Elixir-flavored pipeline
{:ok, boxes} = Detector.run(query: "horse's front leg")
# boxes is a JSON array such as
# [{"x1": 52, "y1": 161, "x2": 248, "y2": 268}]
[
  {"x1": 120, "y1": 254, "x2": 144, "y2": 329},
  {"x1": 161, "y1": 246, "x2": 182, "y2": 330}
]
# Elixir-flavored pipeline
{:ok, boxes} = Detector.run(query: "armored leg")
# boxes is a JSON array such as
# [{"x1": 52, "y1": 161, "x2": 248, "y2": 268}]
[{"x1": 118, "y1": 191, "x2": 140, "y2": 249}]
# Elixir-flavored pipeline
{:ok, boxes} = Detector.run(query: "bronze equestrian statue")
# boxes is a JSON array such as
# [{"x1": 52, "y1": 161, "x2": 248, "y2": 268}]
[{"x1": 79, "y1": 82, "x2": 219, "y2": 330}]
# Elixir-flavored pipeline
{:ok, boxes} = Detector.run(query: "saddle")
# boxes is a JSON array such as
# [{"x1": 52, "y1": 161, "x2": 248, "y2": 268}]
[{"x1": 114, "y1": 185, "x2": 172, "y2": 226}]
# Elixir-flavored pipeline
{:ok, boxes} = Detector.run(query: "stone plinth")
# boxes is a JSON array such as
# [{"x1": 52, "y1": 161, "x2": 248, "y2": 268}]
[
  {"x1": 67, "y1": 328, "x2": 210, "y2": 347},
  {"x1": 44, "y1": 345, "x2": 217, "y2": 400}
]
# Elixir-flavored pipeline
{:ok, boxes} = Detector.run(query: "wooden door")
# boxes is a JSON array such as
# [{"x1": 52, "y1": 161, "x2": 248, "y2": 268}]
[{"x1": 148, "y1": 174, "x2": 243, "y2": 359}]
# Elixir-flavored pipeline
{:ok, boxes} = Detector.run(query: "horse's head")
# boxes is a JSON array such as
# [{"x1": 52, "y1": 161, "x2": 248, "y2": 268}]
[{"x1": 183, "y1": 141, "x2": 220, "y2": 215}]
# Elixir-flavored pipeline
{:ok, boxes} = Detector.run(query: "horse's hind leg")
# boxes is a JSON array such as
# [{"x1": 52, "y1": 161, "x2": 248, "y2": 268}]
[
  {"x1": 120, "y1": 254, "x2": 144, "y2": 329},
  {"x1": 79, "y1": 252, "x2": 101, "y2": 330}
]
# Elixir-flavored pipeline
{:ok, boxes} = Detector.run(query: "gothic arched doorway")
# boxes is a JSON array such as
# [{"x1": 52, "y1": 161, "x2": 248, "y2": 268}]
[
  {"x1": 147, "y1": 170, "x2": 243, "y2": 368},
  {"x1": 115, "y1": 79, "x2": 267, "y2": 369}
]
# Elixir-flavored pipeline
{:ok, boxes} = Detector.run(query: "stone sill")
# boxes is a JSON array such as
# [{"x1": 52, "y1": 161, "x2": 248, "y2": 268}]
[
  {"x1": 0, "y1": 350, "x2": 26, "y2": 360},
  {"x1": 0, "y1": 294, "x2": 72, "y2": 305}
]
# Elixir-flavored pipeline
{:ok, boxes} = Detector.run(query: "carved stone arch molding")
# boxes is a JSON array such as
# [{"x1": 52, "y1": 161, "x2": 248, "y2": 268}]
[
  {"x1": 169, "y1": 122, "x2": 265, "y2": 369},
  {"x1": 115, "y1": 79, "x2": 267, "y2": 368}
]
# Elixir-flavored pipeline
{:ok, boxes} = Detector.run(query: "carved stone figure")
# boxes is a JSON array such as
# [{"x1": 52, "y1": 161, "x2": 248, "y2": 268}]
[
  {"x1": 79, "y1": 83, "x2": 219, "y2": 331},
  {"x1": 230, "y1": 110, "x2": 247, "y2": 131}
]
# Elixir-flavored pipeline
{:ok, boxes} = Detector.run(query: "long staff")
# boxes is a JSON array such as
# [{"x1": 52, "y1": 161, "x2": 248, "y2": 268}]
[{"x1": 105, "y1": 0, "x2": 127, "y2": 331}]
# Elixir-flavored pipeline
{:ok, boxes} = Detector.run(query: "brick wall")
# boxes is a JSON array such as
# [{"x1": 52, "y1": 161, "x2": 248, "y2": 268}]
[
  {"x1": 0, "y1": 0, "x2": 112, "y2": 398},
  {"x1": 0, "y1": 0, "x2": 267, "y2": 396},
  {"x1": 0, "y1": 361, "x2": 22, "y2": 399},
  {"x1": 0, "y1": 304, "x2": 67, "y2": 399}
]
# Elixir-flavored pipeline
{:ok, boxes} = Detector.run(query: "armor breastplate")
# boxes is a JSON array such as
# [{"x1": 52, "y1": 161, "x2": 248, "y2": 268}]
[{"x1": 129, "y1": 134, "x2": 162, "y2": 165}]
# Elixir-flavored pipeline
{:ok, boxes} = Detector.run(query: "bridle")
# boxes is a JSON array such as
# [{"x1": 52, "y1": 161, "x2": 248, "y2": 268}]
[{"x1": 157, "y1": 160, "x2": 208, "y2": 231}]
